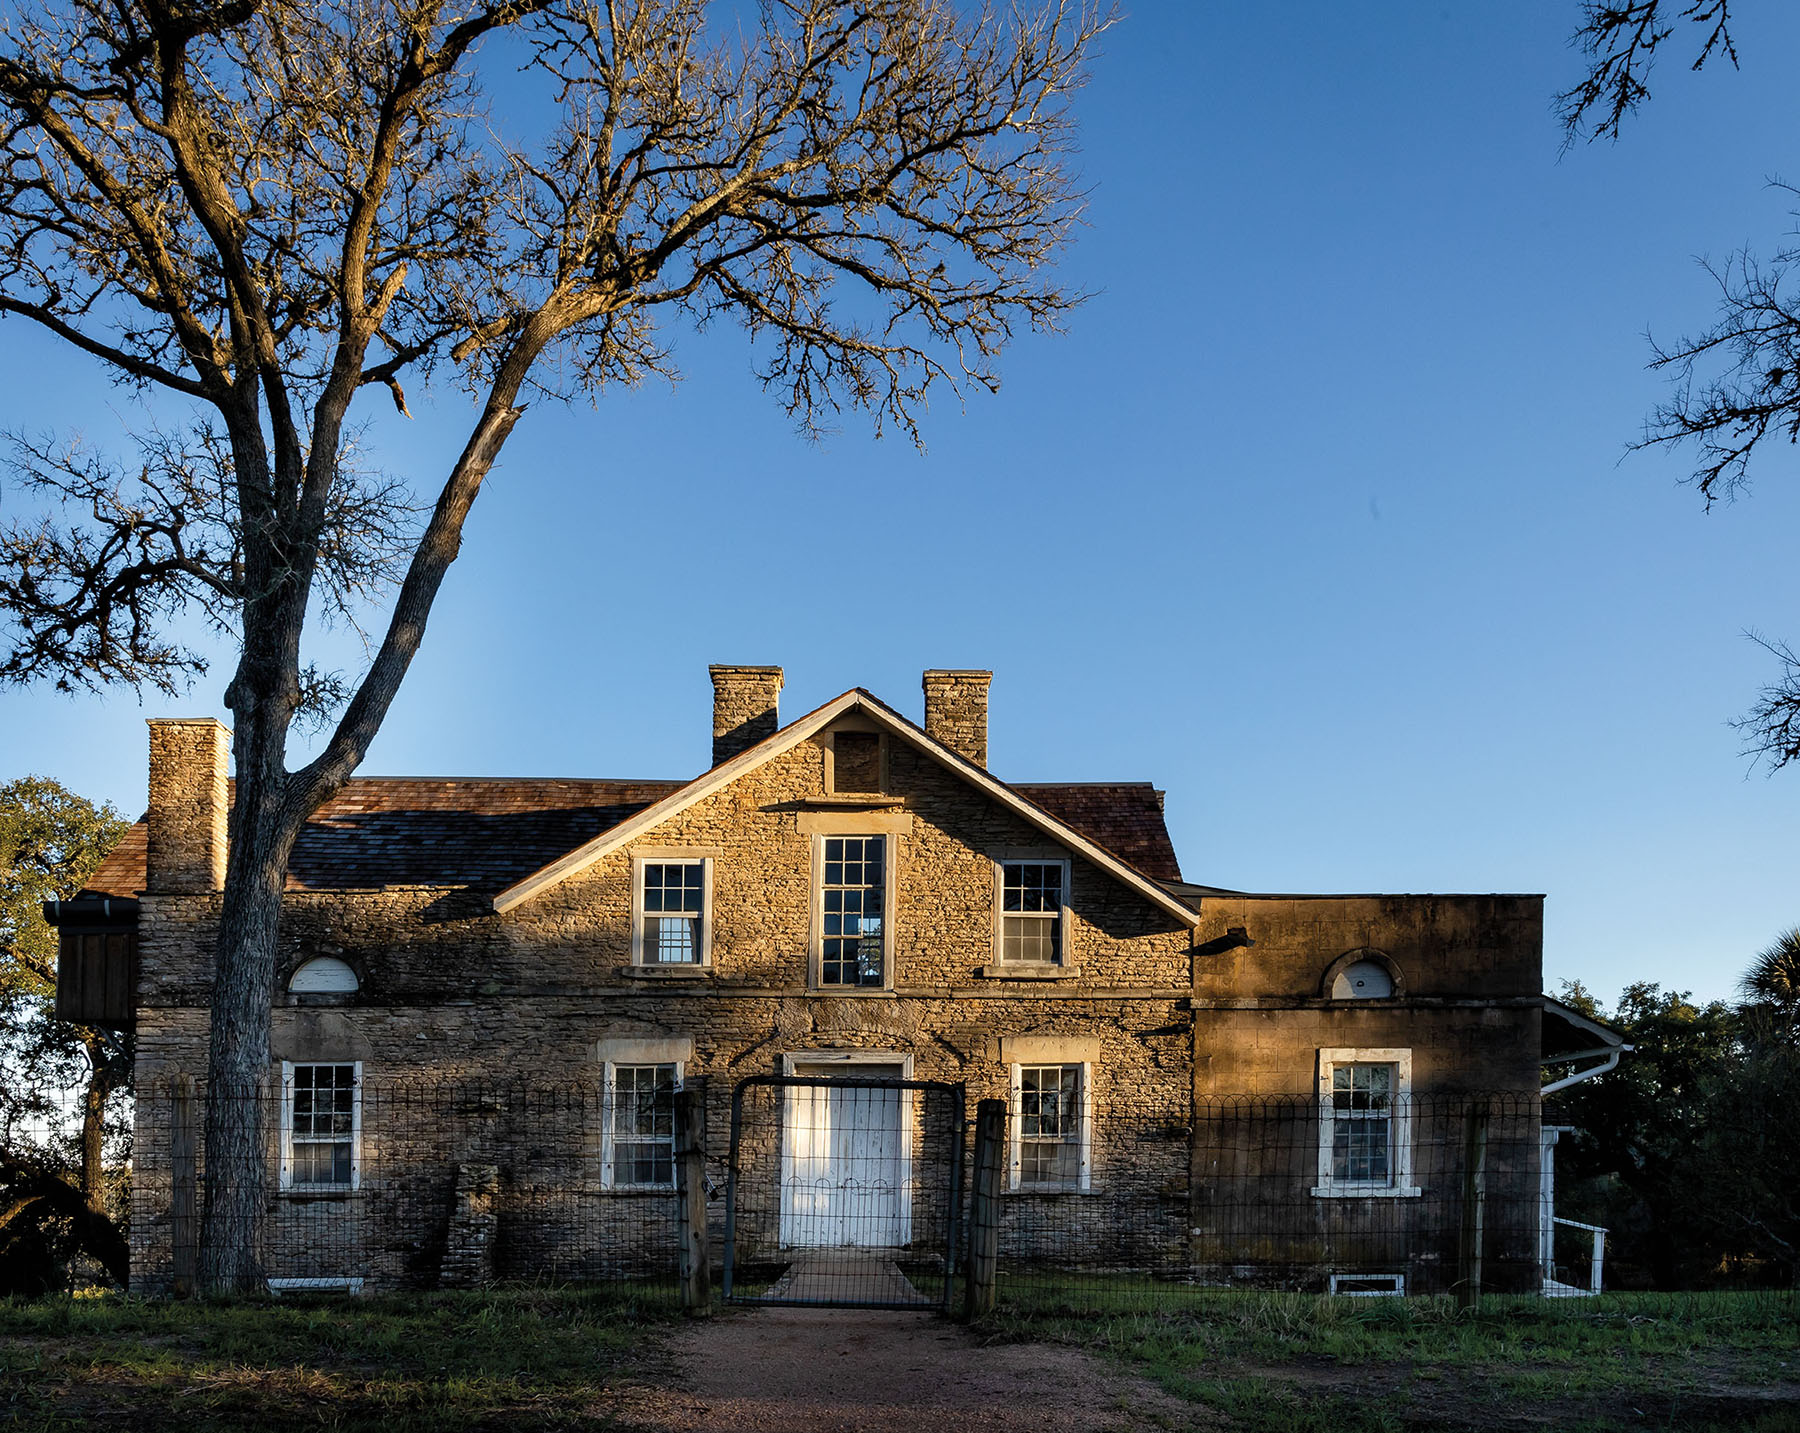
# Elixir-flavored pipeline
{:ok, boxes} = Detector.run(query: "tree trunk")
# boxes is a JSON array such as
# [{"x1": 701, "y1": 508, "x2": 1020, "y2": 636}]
[
  {"x1": 198, "y1": 708, "x2": 300, "y2": 1294},
  {"x1": 80, "y1": 1056, "x2": 107, "y2": 1216}
]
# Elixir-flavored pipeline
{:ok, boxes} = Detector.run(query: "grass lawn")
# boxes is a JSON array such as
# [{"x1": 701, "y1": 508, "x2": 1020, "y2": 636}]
[
  {"x1": 984, "y1": 1286, "x2": 1800, "y2": 1432},
  {"x1": 0, "y1": 1285, "x2": 676, "y2": 1432}
]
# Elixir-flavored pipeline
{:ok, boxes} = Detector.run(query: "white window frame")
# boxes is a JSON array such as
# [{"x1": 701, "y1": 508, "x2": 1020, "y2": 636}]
[
  {"x1": 1008, "y1": 1061, "x2": 1093, "y2": 1192},
  {"x1": 601, "y1": 1059, "x2": 685, "y2": 1189},
  {"x1": 811, "y1": 833, "x2": 895, "y2": 990},
  {"x1": 992, "y1": 857, "x2": 1073, "y2": 967},
  {"x1": 279, "y1": 1060, "x2": 363, "y2": 1192},
  {"x1": 630, "y1": 854, "x2": 714, "y2": 967},
  {"x1": 1313, "y1": 1048, "x2": 1420, "y2": 1198}
]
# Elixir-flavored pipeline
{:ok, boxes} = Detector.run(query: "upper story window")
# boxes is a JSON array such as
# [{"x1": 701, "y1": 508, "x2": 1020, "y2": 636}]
[
  {"x1": 997, "y1": 860, "x2": 1069, "y2": 964},
  {"x1": 1313, "y1": 1048, "x2": 1419, "y2": 1199},
  {"x1": 280, "y1": 1061, "x2": 361, "y2": 1191},
  {"x1": 632, "y1": 857, "x2": 712, "y2": 966},
  {"x1": 819, "y1": 835, "x2": 886, "y2": 987}
]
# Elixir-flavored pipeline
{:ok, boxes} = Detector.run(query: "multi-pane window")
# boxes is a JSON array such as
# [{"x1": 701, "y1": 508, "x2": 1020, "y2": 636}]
[
  {"x1": 284, "y1": 1062, "x2": 360, "y2": 1189},
  {"x1": 1000, "y1": 862, "x2": 1065, "y2": 963},
  {"x1": 640, "y1": 861, "x2": 705, "y2": 964},
  {"x1": 608, "y1": 1063, "x2": 678, "y2": 1187},
  {"x1": 820, "y1": 836, "x2": 885, "y2": 986},
  {"x1": 1327, "y1": 1063, "x2": 1394, "y2": 1184},
  {"x1": 1017, "y1": 1063, "x2": 1084, "y2": 1187}
]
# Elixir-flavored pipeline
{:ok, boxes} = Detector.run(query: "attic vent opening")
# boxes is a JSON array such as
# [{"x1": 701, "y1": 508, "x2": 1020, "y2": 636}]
[
  {"x1": 1331, "y1": 959, "x2": 1394, "y2": 1000},
  {"x1": 289, "y1": 956, "x2": 360, "y2": 995},
  {"x1": 831, "y1": 731, "x2": 882, "y2": 793}
]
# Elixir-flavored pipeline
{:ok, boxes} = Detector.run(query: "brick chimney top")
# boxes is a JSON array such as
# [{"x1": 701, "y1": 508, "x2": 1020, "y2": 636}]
[
  {"x1": 921, "y1": 670, "x2": 991, "y2": 768},
  {"x1": 709, "y1": 665, "x2": 783, "y2": 766},
  {"x1": 145, "y1": 717, "x2": 230, "y2": 893}
]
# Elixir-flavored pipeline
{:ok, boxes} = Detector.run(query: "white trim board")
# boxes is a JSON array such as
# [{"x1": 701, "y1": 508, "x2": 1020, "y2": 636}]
[{"x1": 491, "y1": 689, "x2": 1201, "y2": 926}]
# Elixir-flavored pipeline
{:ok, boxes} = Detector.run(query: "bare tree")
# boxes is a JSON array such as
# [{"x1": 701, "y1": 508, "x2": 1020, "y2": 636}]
[
  {"x1": 1559, "y1": 2, "x2": 1800, "y2": 771},
  {"x1": 0, "y1": 0, "x2": 1108, "y2": 1290}
]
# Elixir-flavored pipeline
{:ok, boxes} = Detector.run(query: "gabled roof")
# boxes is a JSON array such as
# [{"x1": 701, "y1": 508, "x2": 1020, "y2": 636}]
[{"x1": 491, "y1": 689, "x2": 1202, "y2": 925}]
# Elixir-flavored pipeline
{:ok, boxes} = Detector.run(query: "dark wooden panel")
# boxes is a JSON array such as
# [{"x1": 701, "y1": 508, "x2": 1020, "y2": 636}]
[{"x1": 54, "y1": 929, "x2": 136, "y2": 1028}]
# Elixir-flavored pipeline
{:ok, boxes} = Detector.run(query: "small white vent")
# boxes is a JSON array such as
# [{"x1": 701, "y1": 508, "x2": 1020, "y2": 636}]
[
  {"x1": 1329, "y1": 1272, "x2": 1405, "y2": 1297},
  {"x1": 288, "y1": 956, "x2": 359, "y2": 994},
  {"x1": 268, "y1": 1276, "x2": 365, "y2": 1296}
]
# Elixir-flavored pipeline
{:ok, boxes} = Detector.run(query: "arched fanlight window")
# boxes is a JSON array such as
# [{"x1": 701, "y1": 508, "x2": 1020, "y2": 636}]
[
  {"x1": 288, "y1": 956, "x2": 360, "y2": 995},
  {"x1": 1330, "y1": 958, "x2": 1395, "y2": 1000}
]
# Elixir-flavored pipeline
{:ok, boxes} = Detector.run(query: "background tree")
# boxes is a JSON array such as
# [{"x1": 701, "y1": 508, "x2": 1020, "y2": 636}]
[
  {"x1": 1560, "y1": 1, "x2": 1800, "y2": 770},
  {"x1": 0, "y1": 777, "x2": 132, "y2": 1292},
  {"x1": 1552, "y1": 981, "x2": 1743, "y2": 1287},
  {"x1": 1553, "y1": 959, "x2": 1799, "y2": 1288},
  {"x1": 0, "y1": 0, "x2": 1108, "y2": 1290},
  {"x1": 1740, "y1": 925, "x2": 1800, "y2": 1029}
]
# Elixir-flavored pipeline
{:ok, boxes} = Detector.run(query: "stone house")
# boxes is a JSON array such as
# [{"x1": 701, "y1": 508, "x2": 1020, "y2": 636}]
[{"x1": 52, "y1": 667, "x2": 1610, "y2": 1295}]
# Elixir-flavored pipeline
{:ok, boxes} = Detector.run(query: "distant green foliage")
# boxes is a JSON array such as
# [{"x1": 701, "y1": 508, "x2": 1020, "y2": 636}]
[
  {"x1": 1554, "y1": 976, "x2": 1800, "y2": 1289},
  {"x1": 0, "y1": 775, "x2": 127, "y2": 1013},
  {"x1": 0, "y1": 776, "x2": 131, "y2": 1296}
]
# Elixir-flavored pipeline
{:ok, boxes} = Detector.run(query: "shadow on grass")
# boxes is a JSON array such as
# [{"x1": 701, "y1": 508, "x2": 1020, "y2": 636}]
[{"x1": 0, "y1": 1284, "x2": 680, "y2": 1433}]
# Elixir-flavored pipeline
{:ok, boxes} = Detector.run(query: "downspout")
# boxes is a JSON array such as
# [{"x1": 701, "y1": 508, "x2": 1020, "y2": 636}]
[{"x1": 1540, "y1": 1043, "x2": 1633, "y2": 1095}]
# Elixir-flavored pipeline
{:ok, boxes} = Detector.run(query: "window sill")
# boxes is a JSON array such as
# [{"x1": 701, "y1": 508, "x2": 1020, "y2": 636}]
[
  {"x1": 977, "y1": 964, "x2": 1077, "y2": 981},
  {"x1": 276, "y1": 1187, "x2": 365, "y2": 1203},
  {"x1": 1310, "y1": 1184, "x2": 1423, "y2": 1199},
  {"x1": 1006, "y1": 1183, "x2": 1097, "y2": 1196},
  {"x1": 622, "y1": 965, "x2": 711, "y2": 980},
  {"x1": 597, "y1": 1184, "x2": 679, "y2": 1197},
  {"x1": 810, "y1": 985, "x2": 897, "y2": 997}
]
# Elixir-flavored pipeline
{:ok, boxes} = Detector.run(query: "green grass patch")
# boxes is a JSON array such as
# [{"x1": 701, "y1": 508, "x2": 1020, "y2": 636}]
[
  {"x1": 982, "y1": 1286, "x2": 1800, "y2": 1431},
  {"x1": 0, "y1": 1285, "x2": 677, "y2": 1432}
]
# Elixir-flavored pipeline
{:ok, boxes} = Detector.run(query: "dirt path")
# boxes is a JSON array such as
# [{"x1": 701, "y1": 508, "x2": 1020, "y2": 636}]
[{"x1": 616, "y1": 1306, "x2": 1206, "y2": 1433}]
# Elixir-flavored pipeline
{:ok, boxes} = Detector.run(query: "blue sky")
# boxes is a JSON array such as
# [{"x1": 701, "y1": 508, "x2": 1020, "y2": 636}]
[{"x1": 4, "y1": 3, "x2": 1797, "y2": 1006}]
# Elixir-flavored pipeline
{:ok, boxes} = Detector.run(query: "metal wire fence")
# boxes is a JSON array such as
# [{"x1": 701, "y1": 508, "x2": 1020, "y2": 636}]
[
  {"x1": 130, "y1": 1074, "x2": 690, "y2": 1307},
  {"x1": 722, "y1": 1076, "x2": 966, "y2": 1311},
  {"x1": 4, "y1": 1076, "x2": 1793, "y2": 1315}
]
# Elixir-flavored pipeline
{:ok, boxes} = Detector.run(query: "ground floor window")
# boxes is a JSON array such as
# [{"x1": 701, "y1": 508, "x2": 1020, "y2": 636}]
[
  {"x1": 280, "y1": 1061, "x2": 362, "y2": 1190},
  {"x1": 604, "y1": 1061, "x2": 681, "y2": 1187},
  {"x1": 1313, "y1": 1048, "x2": 1419, "y2": 1197},
  {"x1": 1009, "y1": 1062, "x2": 1091, "y2": 1191}
]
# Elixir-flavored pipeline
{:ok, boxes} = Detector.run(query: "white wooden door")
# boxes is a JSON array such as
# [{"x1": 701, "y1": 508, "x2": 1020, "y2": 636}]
[{"x1": 779, "y1": 1064, "x2": 911, "y2": 1248}]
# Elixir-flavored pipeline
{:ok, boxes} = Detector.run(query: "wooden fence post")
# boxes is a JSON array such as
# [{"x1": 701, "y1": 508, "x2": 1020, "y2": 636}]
[
  {"x1": 676, "y1": 1088, "x2": 711, "y2": 1315},
  {"x1": 170, "y1": 1075, "x2": 198, "y2": 1299},
  {"x1": 963, "y1": 1097, "x2": 1007, "y2": 1319},
  {"x1": 1456, "y1": 1097, "x2": 1489, "y2": 1310}
]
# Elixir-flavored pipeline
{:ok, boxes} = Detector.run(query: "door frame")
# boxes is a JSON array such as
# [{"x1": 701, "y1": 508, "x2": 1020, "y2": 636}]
[{"x1": 778, "y1": 1049, "x2": 915, "y2": 1248}]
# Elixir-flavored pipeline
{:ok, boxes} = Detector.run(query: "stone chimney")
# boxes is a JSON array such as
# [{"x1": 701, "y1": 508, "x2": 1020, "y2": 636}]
[
  {"x1": 709, "y1": 665, "x2": 783, "y2": 766},
  {"x1": 922, "y1": 670, "x2": 992, "y2": 768},
  {"x1": 146, "y1": 717, "x2": 230, "y2": 894}
]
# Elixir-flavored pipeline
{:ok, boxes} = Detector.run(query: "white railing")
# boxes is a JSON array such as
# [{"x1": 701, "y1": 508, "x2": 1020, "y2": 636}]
[{"x1": 1546, "y1": 1216, "x2": 1607, "y2": 1296}]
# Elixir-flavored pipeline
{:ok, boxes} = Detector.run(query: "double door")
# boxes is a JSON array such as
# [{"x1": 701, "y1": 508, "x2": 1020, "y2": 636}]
[{"x1": 779, "y1": 1062, "x2": 911, "y2": 1248}]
